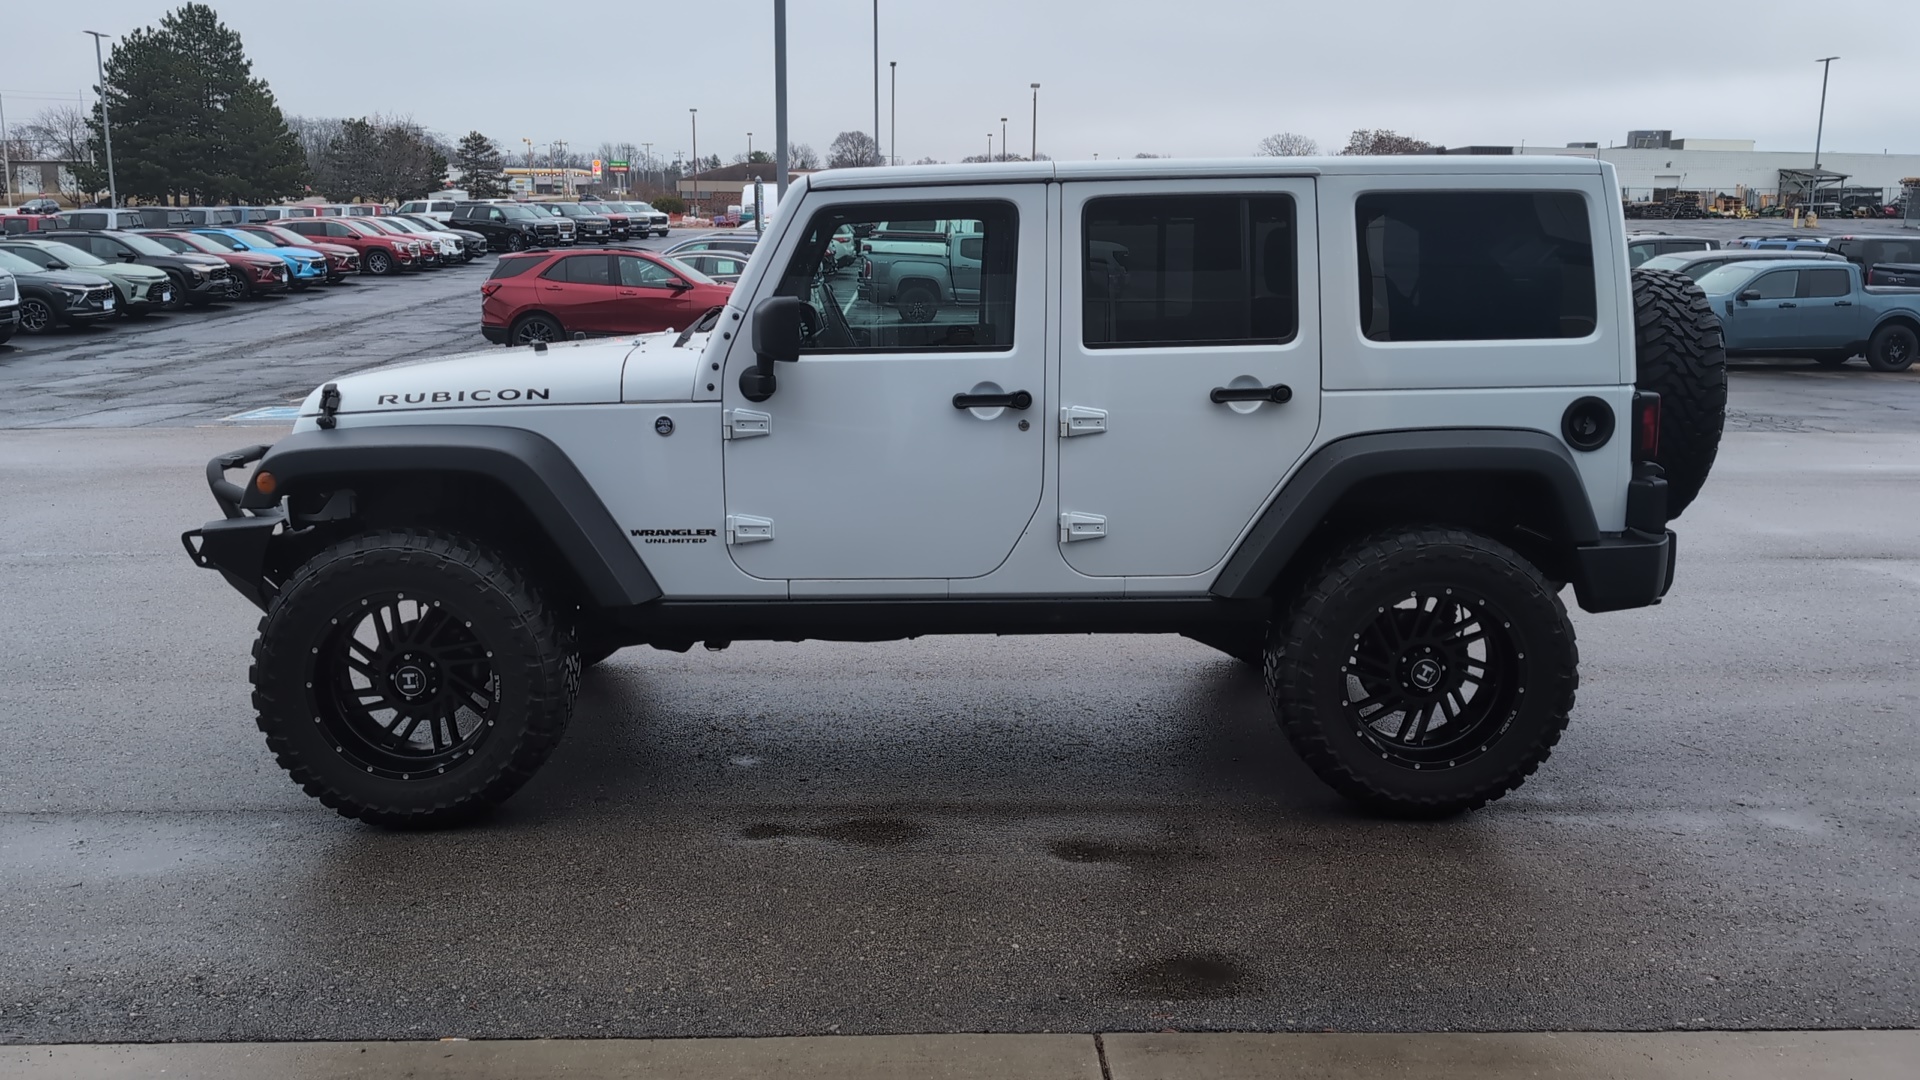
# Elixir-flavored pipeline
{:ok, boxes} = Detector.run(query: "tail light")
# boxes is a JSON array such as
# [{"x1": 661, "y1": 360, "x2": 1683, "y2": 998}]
[
  {"x1": 861, "y1": 258, "x2": 872, "y2": 278},
  {"x1": 480, "y1": 282, "x2": 502, "y2": 299},
  {"x1": 1632, "y1": 391, "x2": 1661, "y2": 460}
]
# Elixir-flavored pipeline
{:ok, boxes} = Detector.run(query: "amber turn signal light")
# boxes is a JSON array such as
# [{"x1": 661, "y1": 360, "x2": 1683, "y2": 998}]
[{"x1": 253, "y1": 470, "x2": 276, "y2": 496}]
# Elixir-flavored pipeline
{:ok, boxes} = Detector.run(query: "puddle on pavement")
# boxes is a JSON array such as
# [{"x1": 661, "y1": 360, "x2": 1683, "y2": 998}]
[
  {"x1": 1111, "y1": 952, "x2": 1249, "y2": 1000},
  {"x1": 739, "y1": 817, "x2": 926, "y2": 848}
]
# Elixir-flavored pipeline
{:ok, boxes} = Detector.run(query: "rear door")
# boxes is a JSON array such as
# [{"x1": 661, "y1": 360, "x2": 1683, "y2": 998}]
[
  {"x1": 1057, "y1": 179, "x2": 1321, "y2": 578},
  {"x1": 1797, "y1": 266, "x2": 1861, "y2": 344},
  {"x1": 539, "y1": 254, "x2": 618, "y2": 333}
]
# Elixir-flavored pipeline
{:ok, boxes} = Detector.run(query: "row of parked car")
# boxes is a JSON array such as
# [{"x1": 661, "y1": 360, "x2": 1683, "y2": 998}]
[
  {"x1": 1626, "y1": 231, "x2": 1920, "y2": 372},
  {"x1": 0, "y1": 210, "x2": 495, "y2": 343},
  {"x1": 479, "y1": 230, "x2": 763, "y2": 345}
]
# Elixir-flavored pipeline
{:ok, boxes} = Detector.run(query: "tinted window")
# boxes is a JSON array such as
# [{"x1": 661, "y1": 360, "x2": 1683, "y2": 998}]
[
  {"x1": 1083, "y1": 194, "x2": 1296, "y2": 348},
  {"x1": 488, "y1": 256, "x2": 543, "y2": 280},
  {"x1": 618, "y1": 255, "x2": 680, "y2": 287},
  {"x1": 544, "y1": 255, "x2": 611, "y2": 285},
  {"x1": 1747, "y1": 271, "x2": 1797, "y2": 299},
  {"x1": 1, "y1": 246, "x2": 57, "y2": 268},
  {"x1": 1627, "y1": 241, "x2": 1657, "y2": 268},
  {"x1": 1356, "y1": 191, "x2": 1596, "y2": 341},
  {"x1": 326, "y1": 222, "x2": 357, "y2": 238},
  {"x1": 146, "y1": 235, "x2": 195, "y2": 254},
  {"x1": 778, "y1": 199, "x2": 1017, "y2": 353},
  {"x1": 1802, "y1": 268, "x2": 1850, "y2": 298}
]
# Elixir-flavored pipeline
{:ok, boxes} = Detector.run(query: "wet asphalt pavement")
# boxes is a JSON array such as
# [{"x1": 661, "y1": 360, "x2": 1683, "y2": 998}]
[{"x1": 0, "y1": 246, "x2": 1917, "y2": 1043}]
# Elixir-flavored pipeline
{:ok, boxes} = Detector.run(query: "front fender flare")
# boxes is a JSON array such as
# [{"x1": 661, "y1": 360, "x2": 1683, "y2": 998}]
[{"x1": 240, "y1": 424, "x2": 660, "y2": 608}]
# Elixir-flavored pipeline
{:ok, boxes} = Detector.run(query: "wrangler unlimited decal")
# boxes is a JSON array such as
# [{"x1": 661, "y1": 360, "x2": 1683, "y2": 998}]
[
  {"x1": 631, "y1": 528, "x2": 718, "y2": 545},
  {"x1": 374, "y1": 388, "x2": 552, "y2": 405}
]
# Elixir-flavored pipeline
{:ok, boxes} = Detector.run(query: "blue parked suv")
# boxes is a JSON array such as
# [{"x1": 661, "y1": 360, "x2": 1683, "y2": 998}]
[{"x1": 192, "y1": 228, "x2": 328, "y2": 290}]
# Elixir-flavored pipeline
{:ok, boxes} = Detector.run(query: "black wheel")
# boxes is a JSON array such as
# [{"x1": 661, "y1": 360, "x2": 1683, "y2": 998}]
[
  {"x1": 511, "y1": 314, "x2": 563, "y2": 345},
  {"x1": 163, "y1": 271, "x2": 189, "y2": 310},
  {"x1": 17, "y1": 296, "x2": 55, "y2": 334},
  {"x1": 508, "y1": 232, "x2": 530, "y2": 252},
  {"x1": 1630, "y1": 268, "x2": 1726, "y2": 518},
  {"x1": 365, "y1": 249, "x2": 394, "y2": 276},
  {"x1": 1266, "y1": 527, "x2": 1578, "y2": 818},
  {"x1": 250, "y1": 530, "x2": 579, "y2": 827},
  {"x1": 1866, "y1": 323, "x2": 1917, "y2": 373},
  {"x1": 896, "y1": 284, "x2": 938, "y2": 324}
]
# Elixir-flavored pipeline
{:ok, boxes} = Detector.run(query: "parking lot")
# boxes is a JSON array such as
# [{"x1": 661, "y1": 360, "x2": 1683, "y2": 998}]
[{"x1": 1, "y1": 218, "x2": 1916, "y2": 1047}]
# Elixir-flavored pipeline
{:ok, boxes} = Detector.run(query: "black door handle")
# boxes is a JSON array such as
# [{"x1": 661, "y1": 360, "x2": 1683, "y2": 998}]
[
  {"x1": 1834, "y1": 300, "x2": 1853, "y2": 306},
  {"x1": 953, "y1": 390, "x2": 1032, "y2": 410},
  {"x1": 1778, "y1": 302, "x2": 1797, "y2": 308},
  {"x1": 1210, "y1": 384, "x2": 1293, "y2": 404}
]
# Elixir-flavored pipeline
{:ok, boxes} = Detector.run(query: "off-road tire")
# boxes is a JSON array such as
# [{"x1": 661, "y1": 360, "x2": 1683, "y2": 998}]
[
  {"x1": 1631, "y1": 267, "x2": 1726, "y2": 518},
  {"x1": 1265, "y1": 527, "x2": 1578, "y2": 818},
  {"x1": 250, "y1": 530, "x2": 580, "y2": 828},
  {"x1": 1866, "y1": 323, "x2": 1917, "y2": 373}
]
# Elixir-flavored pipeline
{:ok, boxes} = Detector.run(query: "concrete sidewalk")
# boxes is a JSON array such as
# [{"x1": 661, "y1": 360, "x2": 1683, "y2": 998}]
[{"x1": 3, "y1": 1031, "x2": 1914, "y2": 1079}]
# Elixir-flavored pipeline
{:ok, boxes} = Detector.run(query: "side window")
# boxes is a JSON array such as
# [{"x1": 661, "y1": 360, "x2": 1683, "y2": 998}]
[
  {"x1": 87, "y1": 236, "x2": 123, "y2": 258},
  {"x1": 1355, "y1": 191, "x2": 1597, "y2": 341},
  {"x1": 1082, "y1": 194, "x2": 1296, "y2": 348},
  {"x1": 617, "y1": 255, "x2": 679, "y2": 287},
  {"x1": 776, "y1": 199, "x2": 1018, "y2": 353},
  {"x1": 1801, "y1": 268, "x2": 1850, "y2": 298},
  {"x1": 544, "y1": 255, "x2": 611, "y2": 285},
  {"x1": 1627, "y1": 242, "x2": 1655, "y2": 268},
  {"x1": 1747, "y1": 271, "x2": 1797, "y2": 299},
  {"x1": 326, "y1": 222, "x2": 354, "y2": 238},
  {"x1": 489, "y1": 209, "x2": 506, "y2": 222}
]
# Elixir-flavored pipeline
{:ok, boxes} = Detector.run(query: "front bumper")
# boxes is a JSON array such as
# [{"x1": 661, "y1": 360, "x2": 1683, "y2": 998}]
[
  {"x1": 182, "y1": 444, "x2": 283, "y2": 611},
  {"x1": 119, "y1": 279, "x2": 175, "y2": 311},
  {"x1": 180, "y1": 272, "x2": 233, "y2": 301}
]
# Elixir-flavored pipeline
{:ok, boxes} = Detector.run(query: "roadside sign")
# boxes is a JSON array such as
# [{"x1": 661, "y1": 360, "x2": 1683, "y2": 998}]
[
  {"x1": 592, "y1": 159, "x2": 603, "y2": 177},
  {"x1": 609, "y1": 160, "x2": 629, "y2": 169}
]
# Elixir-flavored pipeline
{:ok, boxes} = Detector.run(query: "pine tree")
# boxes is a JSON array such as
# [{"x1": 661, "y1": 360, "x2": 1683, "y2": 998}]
[
  {"x1": 83, "y1": 3, "x2": 306, "y2": 204},
  {"x1": 454, "y1": 131, "x2": 508, "y2": 199}
]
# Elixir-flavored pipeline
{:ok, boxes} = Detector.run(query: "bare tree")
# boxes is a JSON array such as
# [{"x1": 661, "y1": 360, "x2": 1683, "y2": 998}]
[
  {"x1": 826, "y1": 131, "x2": 880, "y2": 169},
  {"x1": 788, "y1": 142, "x2": 820, "y2": 170},
  {"x1": 1255, "y1": 132, "x2": 1318, "y2": 157},
  {"x1": 1340, "y1": 129, "x2": 1434, "y2": 155},
  {"x1": 22, "y1": 104, "x2": 91, "y2": 162}
]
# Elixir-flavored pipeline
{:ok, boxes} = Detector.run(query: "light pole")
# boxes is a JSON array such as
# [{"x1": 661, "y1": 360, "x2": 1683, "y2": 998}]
[
  {"x1": 642, "y1": 141, "x2": 653, "y2": 191},
  {"x1": 747, "y1": 132, "x2": 753, "y2": 162},
  {"x1": 774, "y1": 0, "x2": 789, "y2": 200},
  {"x1": 871, "y1": 0, "x2": 881, "y2": 166},
  {"x1": 1, "y1": 92, "x2": 12, "y2": 207},
  {"x1": 689, "y1": 108, "x2": 699, "y2": 211},
  {"x1": 889, "y1": 61, "x2": 897, "y2": 165},
  {"x1": 1001, "y1": 117, "x2": 1008, "y2": 162},
  {"x1": 986, "y1": 133, "x2": 992, "y2": 163},
  {"x1": 84, "y1": 30, "x2": 117, "y2": 208},
  {"x1": 1813, "y1": 56, "x2": 1839, "y2": 171},
  {"x1": 1030, "y1": 83, "x2": 1040, "y2": 161}
]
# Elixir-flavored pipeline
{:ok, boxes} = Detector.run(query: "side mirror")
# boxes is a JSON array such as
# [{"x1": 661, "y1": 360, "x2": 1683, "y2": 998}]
[
  {"x1": 668, "y1": 278, "x2": 691, "y2": 292},
  {"x1": 119, "y1": 251, "x2": 137, "y2": 262},
  {"x1": 741, "y1": 296, "x2": 806, "y2": 402},
  {"x1": 1737, "y1": 289, "x2": 1761, "y2": 301}
]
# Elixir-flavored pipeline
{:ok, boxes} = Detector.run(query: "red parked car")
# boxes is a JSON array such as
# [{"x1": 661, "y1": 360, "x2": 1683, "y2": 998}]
[
  {"x1": 480, "y1": 247, "x2": 732, "y2": 345},
  {"x1": 138, "y1": 230, "x2": 289, "y2": 298},
  {"x1": 276, "y1": 217, "x2": 420, "y2": 275},
  {"x1": 1, "y1": 214, "x2": 61, "y2": 236},
  {"x1": 231, "y1": 222, "x2": 360, "y2": 282}
]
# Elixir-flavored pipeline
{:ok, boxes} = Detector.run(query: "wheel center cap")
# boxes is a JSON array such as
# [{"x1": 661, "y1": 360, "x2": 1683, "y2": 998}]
[
  {"x1": 391, "y1": 664, "x2": 430, "y2": 699},
  {"x1": 1408, "y1": 657, "x2": 1444, "y2": 692}
]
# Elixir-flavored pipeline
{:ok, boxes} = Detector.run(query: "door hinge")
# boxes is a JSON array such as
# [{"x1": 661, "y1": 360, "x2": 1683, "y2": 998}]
[
  {"x1": 1059, "y1": 512, "x2": 1107, "y2": 543},
  {"x1": 1059, "y1": 405, "x2": 1108, "y2": 437},
  {"x1": 724, "y1": 408, "x2": 771, "y2": 440},
  {"x1": 726, "y1": 514, "x2": 775, "y2": 544}
]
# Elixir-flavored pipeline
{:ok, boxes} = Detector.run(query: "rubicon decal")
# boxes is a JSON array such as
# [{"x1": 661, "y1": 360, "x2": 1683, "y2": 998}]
[
  {"x1": 631, "y1": 528, "x2": 718, "y2": 545},
  {"x1": 375, "y1": 388, "x2": 552, "y2": 405}
]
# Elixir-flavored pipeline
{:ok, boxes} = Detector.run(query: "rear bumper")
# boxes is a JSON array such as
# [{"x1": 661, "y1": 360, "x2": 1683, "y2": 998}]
[
  {"x1": 481, "y1": 323, "x2": 510, "y2": 345},
  {"x1": 1570, "y1": 529, "x2": 1676, "y2": 614}
]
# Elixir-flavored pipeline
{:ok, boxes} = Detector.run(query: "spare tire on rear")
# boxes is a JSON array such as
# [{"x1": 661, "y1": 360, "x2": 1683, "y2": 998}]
[{"x1": 1630, "y1": 268, "x2": 1726, "y2": 518}]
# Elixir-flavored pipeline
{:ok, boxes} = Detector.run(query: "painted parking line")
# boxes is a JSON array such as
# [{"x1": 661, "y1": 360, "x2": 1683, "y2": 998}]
[{"x1": 223, "y1": 405, "x2": 302, "y2": 422}]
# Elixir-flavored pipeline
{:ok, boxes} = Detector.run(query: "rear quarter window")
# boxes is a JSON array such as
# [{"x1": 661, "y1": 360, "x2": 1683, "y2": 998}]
[
  {"x1": 488, "y1": 256, "x2": 544, "y2": 280},
  {"x1": 1356, "y1": 191, "x2": 1597, "y2": 342}
]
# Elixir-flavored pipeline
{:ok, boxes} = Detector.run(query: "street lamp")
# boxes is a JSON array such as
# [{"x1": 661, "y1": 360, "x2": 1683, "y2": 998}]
[
  {"x1": 747, "y1": 132, "x2": 753, "y2": 162},
  {"x1": 871, "y1": 0, "x2": 881, "y2": 166},
  {"x1": 689, "y1": 108, "x2": 698, "y2": 211},
  {"x1": 889, "y1": 61, "x2": 897, "y2": 166},
  {"x1": 1001, "y1": 117, "x2": 1008, "y2": 162},
  {"x1": 642, "y1": 141, "x2": 653, "y2": 191},
  {"x1": 986, "y1": 133, "x2": 992, "y2": 163},
  {"x1": 1030, "y1": 83, "x2": 1040, "y2": 161},
  {"x1": 774, "y1": 0, "x2": 789, "y2": 200},
  {"x1": 84, "y1": 30, "x2": 117, "y2": 208},
  {"x1": 1813, "y1": 56, "x2": 1839, "y2": 171}
]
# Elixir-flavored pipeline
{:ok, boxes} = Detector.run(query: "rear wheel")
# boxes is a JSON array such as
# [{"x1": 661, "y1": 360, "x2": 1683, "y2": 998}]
[
  {"x1": 511, "y1": 314, "x2": 563, "y2": 345},
  {"x1": 250, "y1": 530, "x2": 579, "y2": 827},
  {"x1": 896, "y1": 284, "x2": 938, "y2": 323},
  {"x1": 1266, "y1": 527, "x2": 1578, "y2": 818},
  {"x1": 1866, "y1": 323, "x2": 1917, "y2": 373}
]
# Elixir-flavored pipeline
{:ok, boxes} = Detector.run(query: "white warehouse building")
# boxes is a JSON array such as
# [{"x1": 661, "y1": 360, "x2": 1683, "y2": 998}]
[{"x1": 1479, "y1": 135, "x2": 1920, "y2": 209}]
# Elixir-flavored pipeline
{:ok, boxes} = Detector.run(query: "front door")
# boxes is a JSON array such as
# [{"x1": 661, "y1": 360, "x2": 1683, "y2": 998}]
[
  {"x1": 721, "y1": 187, "x2": 1047, "y2": 583},
  {"x1": 614, "y1": 253, "x2": 696, "y2": 333},
  {"x1": 1723, "y1": 268, "x2": 1800, "y2": 350},
  {"x1": 1056, "y1": 179, "x2": 1321, "y2": 578}
]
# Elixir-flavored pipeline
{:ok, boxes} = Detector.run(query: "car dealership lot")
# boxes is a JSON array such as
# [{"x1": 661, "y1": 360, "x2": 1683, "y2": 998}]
[{"x1": 0, "y1": 259, "x2": 1916, "y2": 1042}]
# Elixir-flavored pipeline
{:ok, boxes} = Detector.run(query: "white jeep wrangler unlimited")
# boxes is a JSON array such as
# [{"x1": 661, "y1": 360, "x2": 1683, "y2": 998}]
[{"x1": 184, "y1": 157, "x2": 1725, "y2": 826}]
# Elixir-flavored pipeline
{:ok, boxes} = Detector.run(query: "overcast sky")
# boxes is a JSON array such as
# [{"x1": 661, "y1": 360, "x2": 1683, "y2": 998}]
[{"x1": 5, "y1": 0, "x2": 1916, "y2": 166}]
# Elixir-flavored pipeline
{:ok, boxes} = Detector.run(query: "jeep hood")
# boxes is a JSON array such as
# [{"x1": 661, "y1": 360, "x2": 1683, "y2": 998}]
[{"x1": 297, "y1": 332, "x2": 706, "y2": 419}]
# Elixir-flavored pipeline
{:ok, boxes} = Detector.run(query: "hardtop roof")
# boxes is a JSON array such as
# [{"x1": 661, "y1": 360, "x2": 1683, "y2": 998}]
[{"x1": 805, "y1": 155, "x2": 1606, "y2": 191}]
